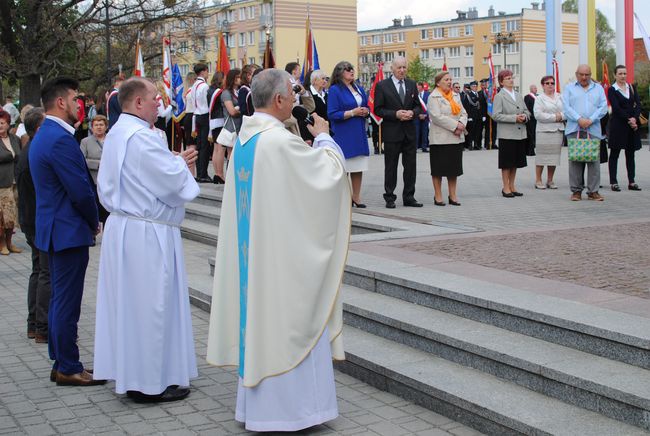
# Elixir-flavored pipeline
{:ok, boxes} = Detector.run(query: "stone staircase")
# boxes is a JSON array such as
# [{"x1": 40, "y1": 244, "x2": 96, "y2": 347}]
[{"x1": 183, "y1": 185, "x2": 650, "y2": 435}]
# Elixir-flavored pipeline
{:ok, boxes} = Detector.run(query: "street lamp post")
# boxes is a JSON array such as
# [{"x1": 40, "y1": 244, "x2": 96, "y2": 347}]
[{"x1": 494, "y1": 31, "x2": 516, "y2": 69}]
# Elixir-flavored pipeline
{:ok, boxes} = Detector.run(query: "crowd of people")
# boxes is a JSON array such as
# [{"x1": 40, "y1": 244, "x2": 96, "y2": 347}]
[{"x1": 0, "y1": 55, "x2": 645, "y2": 433}]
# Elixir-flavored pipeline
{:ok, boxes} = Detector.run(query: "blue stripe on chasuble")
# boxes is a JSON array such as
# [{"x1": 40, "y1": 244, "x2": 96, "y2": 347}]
[{"x1": 234, "y1": 133, "x2": 261, "y2": 378}]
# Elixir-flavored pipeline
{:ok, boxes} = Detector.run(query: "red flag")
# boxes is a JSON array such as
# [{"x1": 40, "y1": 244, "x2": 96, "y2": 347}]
[
  {"x1": 368, "y1": 62, "x2": 384, "y2": 124},
  {"x1": 442, "y1": 53, "x2": 448, "y2": 71},
  {"x1": 263, "y1": 37, "x2": 275, "y2": 69},
  {"x1": 601, "y1": 60, "x2": 611, "y2": 106},
  {"x1": 217, "y1": 32, "x2": 230, "y2": 74},
  {"x1": 552, "y1": 58, "x2": 561, "y2": 93}
]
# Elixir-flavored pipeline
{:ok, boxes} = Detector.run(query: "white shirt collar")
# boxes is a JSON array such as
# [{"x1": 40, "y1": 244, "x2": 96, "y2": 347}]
[
  {"x1": 503, "y1": 88, "x2": 517, "y2": 100},
  {"x1": 391, "y1": 76, "x2": 404, "y2": 87},
  {"x1": 613, "y1": 82, "x2": 629, "y2": 93},
  {"x1": 45, "y1": 115, "x2": 75, "y2": 135},
  {"x1": 310, "y1": 85, "x2": 325, "y2": 99}
]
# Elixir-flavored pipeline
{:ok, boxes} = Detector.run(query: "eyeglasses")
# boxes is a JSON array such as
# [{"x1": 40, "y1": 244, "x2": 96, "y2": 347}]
[
  {"x1": 343, "y1": 67, "x2": 354, "y2": 72},
  {"x1": 543, "y1": 82, "x2": 555, "y2": 85}
]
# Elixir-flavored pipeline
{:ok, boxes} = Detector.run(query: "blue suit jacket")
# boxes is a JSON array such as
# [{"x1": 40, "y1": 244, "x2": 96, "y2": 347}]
[
  {"x1": 29, "y1": 118, "x2": 99, "y2": 252},
  {"x1": 327, "y1": 83, "x2": 370, "y2": 159}
]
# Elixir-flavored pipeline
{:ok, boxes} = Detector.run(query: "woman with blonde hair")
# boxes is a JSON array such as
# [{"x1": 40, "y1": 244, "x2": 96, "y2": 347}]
[{"x1": 427, "y1": 71, "x2": 468, "y2": 206}]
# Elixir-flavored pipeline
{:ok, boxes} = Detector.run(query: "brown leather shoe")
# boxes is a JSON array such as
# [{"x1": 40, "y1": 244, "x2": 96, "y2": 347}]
[
  {"x1": 56, "y1": 370, "x2": 106, "y2": 386},
  {"x1": 51, "y1": 368, "x2": 92, "y2": 382},
  {"x1": 34, "y1": 333, "x2": 48, "y2": 343},
  {"x1": 570, "y1": 192, "x2": 581, "y2": 201},
  {"x1": 27, "y1": 329, "x2": 36, "y2": 339},
  {"x1": 587, "y1": 192, "x2": 604, "y2": 201}
]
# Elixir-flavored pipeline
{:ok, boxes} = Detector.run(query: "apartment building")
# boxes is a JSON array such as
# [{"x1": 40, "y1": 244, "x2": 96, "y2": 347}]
[
  {"x1": 357, "y1": 5, "x2": 579, "y2": 92},
  {"x1": 155, "y1": 0, "x2": 356, "y2": 79}
]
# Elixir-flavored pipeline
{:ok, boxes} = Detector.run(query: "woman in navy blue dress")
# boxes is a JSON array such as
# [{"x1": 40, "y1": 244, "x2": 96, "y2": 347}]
[{"x1": 327, "y1": 61, "x2": 370, "y2": 207}]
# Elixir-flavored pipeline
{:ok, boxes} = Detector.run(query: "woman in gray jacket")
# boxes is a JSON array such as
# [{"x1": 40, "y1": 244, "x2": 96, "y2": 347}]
[
  {"x1": 492, "y1": 70, "x2": 530, "y2": 198},
  {"x1": 427, "y1": 71, "x2": 468, "y2": 206}
]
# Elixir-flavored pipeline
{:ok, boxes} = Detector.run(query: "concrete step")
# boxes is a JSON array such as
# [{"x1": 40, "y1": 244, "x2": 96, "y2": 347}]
[
  {"x1": 185, "y1": 202, "x2": 221, "y2": 226},
  {"x1": 192, "y1": 186, "x2": 223, "y2": 208},
  {"x1": 180, "y1": 219, "x2": 218, "y2": 247},
  {"x1": 345, "y1": 251, "x2": 650, "y2": 370},
  {"x1": 343, "y1": 284, "x2": 650, "y2": 430},
  {"x1": 339, "y1": 327, "x2": 650, "y2": 436}
]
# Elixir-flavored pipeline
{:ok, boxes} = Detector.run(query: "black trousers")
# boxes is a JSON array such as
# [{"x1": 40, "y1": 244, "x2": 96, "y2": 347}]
[
  {"x1": 383, "y1": 137, "x2": 417, "y2": 203},
  {"x1": 608, "y1": 147, "x2": 636, "y2": 184},
  {"x1": 26, "y1": 233, "x2": 51, "y2": 335},
  {"x1": 195, "y1": 114, "x2": 211, "y2": 179},
  {"x1": 182, "y1": 113, "x2": 195, "y2": 149}
]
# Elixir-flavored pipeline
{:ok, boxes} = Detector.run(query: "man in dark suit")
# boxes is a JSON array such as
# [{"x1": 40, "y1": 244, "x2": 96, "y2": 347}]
[
  {"x1": 415, "y1": 82, "x2": 430, "y2": 152},
  {"x1": 29, "y1": 77, "x2": 105, "y2": 387},
  {"x1": 462, "y1": 82, "x2": 481, "y2": 150},
  {"x1": 107, "y1": 76, "x2": 123, "y2": 129},
  {"x1": 374, "y1": 57, "x2": 423, "y2": 208},
  {"x1": 480, "y1": 79, "x2": 498, "y2": 149},
  {"x1": 524, "y1": 84, "x2": 538, "y2": 156}
]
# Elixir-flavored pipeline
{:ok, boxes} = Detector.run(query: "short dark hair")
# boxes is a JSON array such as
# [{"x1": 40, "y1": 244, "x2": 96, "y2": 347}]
[
  {"x1": 497, "y1": 69, "x2": 513, "y2": 85},
  {"x1": 194, "y1": 63, "x2": 209, "y2": 75},
  {"x1": 0, "y1": 109, "x2": 10, "y2": 124},
  {"x1": 540, "y1": 75, "x2": 555, "y2": 86},
  {"x1": 118, "y1": 77, "x2": 152, "y2": 106},
  {"x1": 41, "y1": 77, "x2": 79, "y2": 111},
  {"x1": 614, "y1": 64, "x2": 626, "y2": 75},
  {"x1": 285, "y1": 62, "x2": 300, "y2": 75},
  {"x1": 24, "y1": 107, "x2": 46, "y2": 138},
  {"x1": 210, "y1": 71, "x2": 224, "y2": 88}
]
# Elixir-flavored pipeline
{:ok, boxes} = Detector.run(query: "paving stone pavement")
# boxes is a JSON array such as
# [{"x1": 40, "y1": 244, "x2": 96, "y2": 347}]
[
  {"x1": 395, "y1": 221, "x2": 650, "y2": 299},
  {"x1": 0, "y1": 233, "x2": 484, "y2": 436}
]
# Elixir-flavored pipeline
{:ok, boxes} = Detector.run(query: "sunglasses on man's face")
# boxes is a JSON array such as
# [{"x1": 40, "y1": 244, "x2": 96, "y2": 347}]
[{"x1": 544, "y1": 82, "x2": 555, "y2": 85}]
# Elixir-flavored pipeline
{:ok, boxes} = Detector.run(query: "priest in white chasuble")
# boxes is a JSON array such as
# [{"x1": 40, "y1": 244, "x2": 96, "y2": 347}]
[
  {"x1": 206, "y1": 68, "x2": 351, "y2": 432},
  {"x1": 93, "y1": 77, "x2": 200, "y2": 403}
]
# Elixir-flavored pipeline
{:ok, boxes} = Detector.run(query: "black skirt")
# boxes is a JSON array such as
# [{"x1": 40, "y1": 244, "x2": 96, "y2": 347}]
[
  {"x1": 498, "y1": 138, "x2": 528, "y2": 169},
  {"x1": 430, "y1": 144, "x2": 463, "y2": 177}
]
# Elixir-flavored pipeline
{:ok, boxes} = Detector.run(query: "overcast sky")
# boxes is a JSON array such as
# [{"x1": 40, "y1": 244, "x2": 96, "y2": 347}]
[{"x1": 357, "y1": 0, "x2": 650, "y2": 38}]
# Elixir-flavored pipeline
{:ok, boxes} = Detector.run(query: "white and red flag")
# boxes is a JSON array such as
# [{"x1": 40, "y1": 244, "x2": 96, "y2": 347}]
[
  {"x1": 368, "y1": 62, "x2": 384, "y2": 124},
  {"x1": 134, "y1": 33, "x2": 145, "y2": 77},
  {"x1": 552, "y1": 57, "x2": 560, "y2": 93},
  {"x1": 162, "y1": 37, "x2": 172, "y2": 102}
]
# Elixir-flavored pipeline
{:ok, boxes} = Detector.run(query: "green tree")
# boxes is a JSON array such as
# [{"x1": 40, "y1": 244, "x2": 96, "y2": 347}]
[
  {"x1": 407, "y1": 56, "x2": 437, "y2": 85},
  {"x1": 0, "y1": 0, "x2": 196, "y2": 106}
]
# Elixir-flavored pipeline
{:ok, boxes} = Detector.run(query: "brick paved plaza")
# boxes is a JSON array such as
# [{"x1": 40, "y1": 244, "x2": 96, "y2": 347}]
[{"x1": 2, "y1": 145, "x2": 650, "y2": 434}]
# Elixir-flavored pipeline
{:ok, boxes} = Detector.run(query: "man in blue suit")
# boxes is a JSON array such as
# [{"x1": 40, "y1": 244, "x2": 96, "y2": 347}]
[
  {"x1": 415, "y1": 82, "x2": 430, "y2": 152},
  {"x1": 29, "y1": 77, "x2": 105, "y2": 386}
]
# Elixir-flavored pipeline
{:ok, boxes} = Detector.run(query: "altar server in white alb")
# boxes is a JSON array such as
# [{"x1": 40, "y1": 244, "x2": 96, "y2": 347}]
[
  {"x1": 206, "y1": 68, "x2": 351, "y2": 432},
  {"x1": 93, "y1": 77, "x2": 200, "y2": 403}
]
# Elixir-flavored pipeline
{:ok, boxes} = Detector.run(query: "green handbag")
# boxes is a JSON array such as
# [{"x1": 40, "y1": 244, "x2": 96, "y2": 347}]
[{"x1": 568, "y1": 131, "x2": 600, "y2": 162}]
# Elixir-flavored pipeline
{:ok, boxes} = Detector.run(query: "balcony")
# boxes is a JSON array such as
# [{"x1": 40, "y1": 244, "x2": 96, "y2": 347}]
[{"x1": 259, "y1": 14, "x2": 272, "y2": 28}]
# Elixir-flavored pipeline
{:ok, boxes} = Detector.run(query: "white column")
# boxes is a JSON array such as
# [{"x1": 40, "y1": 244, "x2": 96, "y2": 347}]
[
  {"x1": 615, "y1": 0, "x2": 626, "y2": 65},
  {"x1": 578, "y1": 0, "x2": 588, "y2": 64}
]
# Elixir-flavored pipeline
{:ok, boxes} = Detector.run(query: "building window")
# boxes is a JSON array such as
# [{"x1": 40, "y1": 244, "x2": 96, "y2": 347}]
[
  {"x1": 483, "y1": 35, "x2": 488, "y2": 42},
  {"x1": 384, "y1": 33, "x2": 393, "y2": 43},
  {"x1": 247, "y1": 6, "x2": 255, "y2": 19},
  {"x1": 178, "y1": 41, "x2": 188, "y2": 53},
  {"x1": 492, "y1": 43, "x2": 502, "y2": 54},
  {"x1": 385, "y1": 52, "x2": 395, "y2": 61},
  {"x1": 449, "y1": 67, "x2": 460, "y2": 78},
  {"x1": 420, "y1": 49, "x2": 429, "y2": 60},
  {"x1": 465, "y1": 45, "x2": 474, "y2": 56},
  {"x1": 230, "y1": 59, "x2": 236, "y2": 68},
  {"x1": 465, "y1": 25, "x2": 473, "y2": 36},
  {"x1": 506, "y1": 20, "x2": 520, "y2": 31},
  {"x1": 249, "y1": 57, "x2": 256, "y2": 64},
  {"x1": 398, "y1": 50, "x2": 406, "y2": 57},
  {"x1": 226, "y1": 10, "x2": 234, "y2": 22},
  {"x1": 360, "y1": 36, "x2": 366, "y2": 46},
  {"x1": 228, "y1": 34, "x2": 235, "y2": 48},
  {"x1": 420, "y1": 29, "x2": 428, "y2": 40},
  {"x1": 239, "y1": 33, "x2": 246, "y2": 47},
  {"x1": 506, "y1": 64, "x2": 520, "y2": 75},
  {"x1": 239, "y1": 8, "x2": 245, "y2": 20},
  {"x1": 505, "y1": 42, "x2": 520, "y2": 53},
  {"x1": 492, "y1": 22, "x2": 501, "y2": 33},
  {"x1": 432, "y1": 48, "x2": 444, "y2": 59},
  {"x1": 449, "y1": 46, "x2": 460, "y2": 57},
  {"x1": 398, "y1": 32, "x2": 404, "y2": 42},
  {"x1": 360, "y1": 54, "x2": 368, "y2": 64},
  {"x1": 465, "y1": 66, "x2": 474, "y2": 77},
  {"x1": 433, "y1": 28, "x2": 444, "y2": 39},
  {"x1": 179, "y1": 64, "x2": 189, "y2": 76},
  {"x1": 262, "y1": 3, "x2": 271, "y2": 16},
  {"x1": 248, "y1": 31, "x2": 255, "y2": 45},
  {"x1": 448, "y1": 27, "x2": 459, "y2": 38},
  {"x1": 372, "y1": 35, "x2": 381, "y2": 44}
]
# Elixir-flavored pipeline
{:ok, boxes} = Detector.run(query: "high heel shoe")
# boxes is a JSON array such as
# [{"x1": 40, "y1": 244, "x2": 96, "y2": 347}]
[
  {"x1": 434, "y1": 199, "x2": 446, "y2": 206},
  {"x1": 502, "y1": 190, "x2": 515, "y2": 198},
  {"x1": 352, "y1": 200, "x2": 366, "y2": 208},
  {"x1": 448, "y1": 196, "x2": 461, "y2": 206}
]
